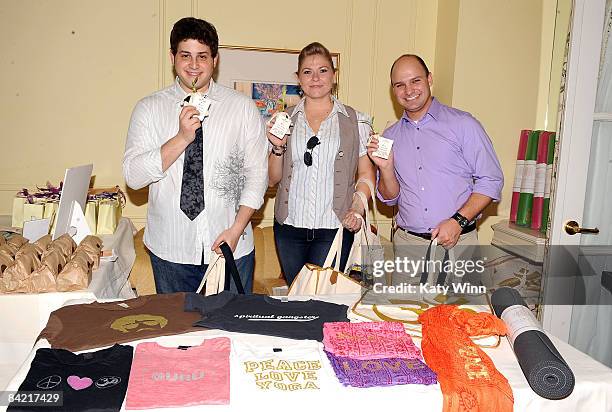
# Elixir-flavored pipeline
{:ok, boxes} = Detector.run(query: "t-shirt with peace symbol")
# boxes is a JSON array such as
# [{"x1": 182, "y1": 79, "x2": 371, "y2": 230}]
[{"x1": 8, "y1": 344, "x2": 132, "y2": 411}]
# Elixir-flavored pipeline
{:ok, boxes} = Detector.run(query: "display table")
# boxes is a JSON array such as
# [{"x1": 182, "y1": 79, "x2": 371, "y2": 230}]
[
  {"x1": 2, "y1": 294, "x2": 612, "y2": 411},
  {"x1": 0, "y1": 218, "x2": 137, "y2": 390}
]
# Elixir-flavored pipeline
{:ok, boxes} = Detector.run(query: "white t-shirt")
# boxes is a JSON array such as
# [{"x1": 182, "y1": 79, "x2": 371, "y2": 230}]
[{"x1": 231, "y1": 338, "x2": 336, "y2": 404}]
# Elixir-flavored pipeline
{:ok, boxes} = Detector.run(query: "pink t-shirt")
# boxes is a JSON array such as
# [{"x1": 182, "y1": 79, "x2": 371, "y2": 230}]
[
  {"x1": 323, "y1": 322, "x2": 422, "y2": 360},
  {"x1": 126, "y1": 337, "x2": 230, "y2": 408}
]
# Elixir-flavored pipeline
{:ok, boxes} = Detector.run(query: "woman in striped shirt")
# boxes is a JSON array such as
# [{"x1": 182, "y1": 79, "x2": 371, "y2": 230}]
[{"x1": 267, "y1": 42, "x2": 376, "y2": 286}]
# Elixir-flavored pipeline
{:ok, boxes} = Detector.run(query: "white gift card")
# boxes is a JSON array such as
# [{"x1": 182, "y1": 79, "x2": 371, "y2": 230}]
[
  {"x1": 368, "y1": 134, "x2": 394, "y2": 159},
  {"x1": 182, "y1": 93, "x2": 212, "y2": 121},
  {"x1": 269, "y1": 112, "x2": 292, "y2": 138},
  {"x1": 23, "y1": 218, "x2": 51, "y2": 242}
]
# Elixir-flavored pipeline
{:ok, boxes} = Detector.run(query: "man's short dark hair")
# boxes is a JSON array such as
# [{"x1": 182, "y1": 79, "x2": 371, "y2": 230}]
[
  {"x1": 390, "y1": 54, "x2": 430, "y2": 80},
  {"x1": 170, "y1": 17, "x2": 218, "y2": 57}
]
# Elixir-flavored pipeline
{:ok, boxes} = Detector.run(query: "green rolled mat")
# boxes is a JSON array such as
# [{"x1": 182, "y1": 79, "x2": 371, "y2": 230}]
[
  {"x1": 540, "y1": 133, "x2": 556, "y2": 233},
  {"x1": 516, "y1": 130, "x2": 540, "y2": 226}
]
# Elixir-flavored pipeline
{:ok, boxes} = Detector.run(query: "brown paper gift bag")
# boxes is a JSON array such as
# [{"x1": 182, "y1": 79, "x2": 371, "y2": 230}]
[
  {"x1": 0, "y1": 252, "x2": 14, "y2": 274},
  {"x1": 30, "y1": 266, "x2": 58, "y2": 292},
  {"x1": 50, "y1": 234, "x2": 77, "y2": 258},
  {"x1": 42, "y1": 248, "x2": 67, "y2": 275},
  {"x1": 56, "y1": 257, "x2": 91, "y2": 292},
  {"x1": 34, "y1": 234, "x2": 52, "y2": 251},
  {"x1": 15, "y1": 248, "x2": 42, "y2": 271},
  {"x1": 75, "y1": 235, "x2": 102, "y2": 270},
  {"x1": 16, "y1": 243, "x2": 43, "y2": 259},
  {"x1": 1, "y1": 244, "x2": 18, "y2": 256},
  {"x1": 3, "y1": 254, "x2": 38, "y2": 282},
  {"x1": 7, "y1": 234, "x2": 28, "y2": 250}
]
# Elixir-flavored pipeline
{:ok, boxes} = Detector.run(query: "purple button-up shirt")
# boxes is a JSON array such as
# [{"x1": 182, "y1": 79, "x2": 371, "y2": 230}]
[{"x1": 378, "y1": 98, "x2": 503, "y2": 233}]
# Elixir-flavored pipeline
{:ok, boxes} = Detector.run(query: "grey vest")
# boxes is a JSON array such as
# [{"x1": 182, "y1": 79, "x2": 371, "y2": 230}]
[{"x1": 274, "y1": 104, "x2": 360, "y2": 224}]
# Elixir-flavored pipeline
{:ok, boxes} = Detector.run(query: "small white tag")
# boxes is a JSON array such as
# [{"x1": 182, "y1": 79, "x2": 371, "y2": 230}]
[
  {"x1": 368, "y1": 134, "x2": 394, "y2": 159},
  {"x1": 182, "y1": 93, "x2": 212, "y2": 121},
  {"x1": 500, "y1": 304, "x2": 541, "y2": 347},
  {"x1": 269, "y1": 112, "x2": 292, "y2": 138},
  {"x1": 117, "y1": 303, "x2": 130, "y2": 308}
]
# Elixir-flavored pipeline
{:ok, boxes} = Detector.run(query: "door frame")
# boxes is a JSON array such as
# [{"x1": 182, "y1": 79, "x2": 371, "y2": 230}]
[{"x1": 541, "y1": 0, "x2": 606, "y2": 341}]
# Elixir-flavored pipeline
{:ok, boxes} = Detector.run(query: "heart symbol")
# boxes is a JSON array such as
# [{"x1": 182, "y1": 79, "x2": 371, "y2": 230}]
[{"x1": 67, "y1": 375, "x2": 93, "y2": 390}]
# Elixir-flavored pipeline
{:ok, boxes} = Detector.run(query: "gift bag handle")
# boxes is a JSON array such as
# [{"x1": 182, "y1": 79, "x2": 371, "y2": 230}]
[
  {"x1": 220, "y1": 242, "x2": 245, "y2": 294},
  {"x1": 419, "y1": 238, "x2": 456, "y2": 285},
  {"x1": 196, "y1": 252, "x2": 220, "y2": 294},
  {"x1": 354, "y1": 178, "x2": 378, "y2": 225},
  {"x1": 322, "y1": 227, "x2": 344, "y2": 271},
  {"x1": 196, "y1": 243, "x2": 245, "y2": 295}
]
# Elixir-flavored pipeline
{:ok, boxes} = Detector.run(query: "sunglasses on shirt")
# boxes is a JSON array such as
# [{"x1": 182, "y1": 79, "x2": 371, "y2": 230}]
[{"x1": 303, "y1": 136, "x2": 320, "y2": 167}]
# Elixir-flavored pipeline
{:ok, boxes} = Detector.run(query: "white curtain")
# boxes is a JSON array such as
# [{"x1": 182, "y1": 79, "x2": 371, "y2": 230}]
[{"x1": 568, "y1": 0, "x2": 612, "y2": 368}]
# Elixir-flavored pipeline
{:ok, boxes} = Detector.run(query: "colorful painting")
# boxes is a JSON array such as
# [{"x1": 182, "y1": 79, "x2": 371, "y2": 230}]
[{"x1": 234, "y1": 81, "x2": 301, "y2": 120}]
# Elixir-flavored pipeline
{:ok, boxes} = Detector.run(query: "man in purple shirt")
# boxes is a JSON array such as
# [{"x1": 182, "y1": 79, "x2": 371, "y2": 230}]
[{"x1": 368, "y1": 54, "x2": 503, "y2": 285}]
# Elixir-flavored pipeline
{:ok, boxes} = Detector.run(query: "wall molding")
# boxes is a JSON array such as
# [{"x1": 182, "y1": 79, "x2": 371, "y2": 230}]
[{"x1": 157, "y1": 0, "x2": 166, "y2": 90}]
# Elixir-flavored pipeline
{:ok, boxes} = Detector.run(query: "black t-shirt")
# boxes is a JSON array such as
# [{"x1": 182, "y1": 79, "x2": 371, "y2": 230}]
[
  {"x1": 9, "y1": 344, "x2": 133, "y2": 412},
  {"x1": 185, "y1": 292, "x2": 349, "y2": 341}
]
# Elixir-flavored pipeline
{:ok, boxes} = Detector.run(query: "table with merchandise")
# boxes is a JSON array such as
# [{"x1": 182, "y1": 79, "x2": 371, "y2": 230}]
[
  {"x1": 0, "y1": 218, "x2": 137, "y2": 390},
  {"x1": 2, "y1": 290, "x2": 611, "y2": 411}
]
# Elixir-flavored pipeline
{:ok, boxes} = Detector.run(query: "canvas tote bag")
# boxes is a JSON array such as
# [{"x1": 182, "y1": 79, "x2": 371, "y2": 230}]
[
  {"x1": 344, "y1": 178, "x2": 384, "y2": 280},
  {"x1": 288, "y1": 228, "x2": 364, "y2": 296},
  {"x1": 196, "y1": 242, "x2": 245, "y2": 295}
]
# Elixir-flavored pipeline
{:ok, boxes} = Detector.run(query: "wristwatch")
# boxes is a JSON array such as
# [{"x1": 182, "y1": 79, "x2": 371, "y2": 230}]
[{"x1": 451, "y1": 212, "x2": 470, "y2": 229}]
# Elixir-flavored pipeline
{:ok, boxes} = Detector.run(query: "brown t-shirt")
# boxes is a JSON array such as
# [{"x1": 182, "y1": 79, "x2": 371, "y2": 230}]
[{"x1": 37, "y1": 292, "x2": 202, "y2": 352}]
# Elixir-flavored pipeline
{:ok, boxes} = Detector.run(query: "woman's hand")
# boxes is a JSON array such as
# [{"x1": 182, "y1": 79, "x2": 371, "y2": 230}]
[
  {"x1": 342, "y1": 195, "x2": 366, "y2": 232},
  {"x1": 266, "y1": 112, "x2": 291, "y2": 147},
  {"x1": 342, "y1": 210, "x2": 363, "y2": 232}
]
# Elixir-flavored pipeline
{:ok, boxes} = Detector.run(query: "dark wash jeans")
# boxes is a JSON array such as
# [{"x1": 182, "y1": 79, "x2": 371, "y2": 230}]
[
  {"x1": 273, "y1": 220, "x2": 354, "y2": 286},
  {"x1": 149, "y1": 250, "x2": 254, "y2": 294}
]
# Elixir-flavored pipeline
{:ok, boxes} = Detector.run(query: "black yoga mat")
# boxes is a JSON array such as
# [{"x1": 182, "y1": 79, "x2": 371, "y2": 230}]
[{"x1": 491, "y1": 287, "x2": 575, "y2": 400}]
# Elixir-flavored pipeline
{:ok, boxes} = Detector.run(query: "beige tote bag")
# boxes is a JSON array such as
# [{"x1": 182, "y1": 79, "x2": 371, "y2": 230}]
[{"x1": 288, "y1": 228, "x2": 364, "y2": 296}]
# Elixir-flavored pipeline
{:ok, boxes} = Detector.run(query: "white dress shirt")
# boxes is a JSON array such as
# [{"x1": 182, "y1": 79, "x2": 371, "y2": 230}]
[
  {"x1": 285, "y1": 96, "x2": 370, "y2": 229},
  {"x1": 123, "y1": 78, "x2": 268, "y2": 264}
]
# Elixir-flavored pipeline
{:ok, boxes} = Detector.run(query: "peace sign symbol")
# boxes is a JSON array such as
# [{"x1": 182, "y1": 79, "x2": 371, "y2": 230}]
[{"x1": 37, "y1": 375, "x2": 62, "y2": 390}]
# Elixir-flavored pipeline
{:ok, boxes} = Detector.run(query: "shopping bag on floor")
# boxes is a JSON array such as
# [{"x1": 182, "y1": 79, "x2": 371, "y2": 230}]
[{"x1": 288, "y1": 228, "x2": 364, "y2": 296}]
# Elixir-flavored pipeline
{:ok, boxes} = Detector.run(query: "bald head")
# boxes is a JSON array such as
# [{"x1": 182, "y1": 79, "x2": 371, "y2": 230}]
[
  {"x1": 390, "y1": 54, "x2": 430, "y2": 81},
  {"x1": 389, "y1": 54, "x2": 433, "y2": 121}
]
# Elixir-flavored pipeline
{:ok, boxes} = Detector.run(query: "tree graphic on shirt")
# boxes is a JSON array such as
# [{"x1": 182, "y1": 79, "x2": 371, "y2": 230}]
[{"x1": 212, "y1": 147, "x2": 246, "y2": 211}]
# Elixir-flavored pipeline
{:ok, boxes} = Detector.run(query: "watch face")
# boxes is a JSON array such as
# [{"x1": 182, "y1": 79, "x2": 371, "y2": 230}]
[{"x1": 453, "y1": 213, "x2": 468, "y2": 228}]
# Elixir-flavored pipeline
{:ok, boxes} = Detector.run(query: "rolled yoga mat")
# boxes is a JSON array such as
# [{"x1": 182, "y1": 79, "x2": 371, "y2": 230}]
[{"x1": 491, "y1": 287, "x2": 575, "y2": 399}]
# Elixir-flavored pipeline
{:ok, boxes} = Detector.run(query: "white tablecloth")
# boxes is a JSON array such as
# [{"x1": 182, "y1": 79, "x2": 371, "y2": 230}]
[
  {"x1": 2, "y1": 294, "x2": 612, "y2": 411},
  {"x1": 0, "y1": 218, "x2": 137, "y2": 390}
]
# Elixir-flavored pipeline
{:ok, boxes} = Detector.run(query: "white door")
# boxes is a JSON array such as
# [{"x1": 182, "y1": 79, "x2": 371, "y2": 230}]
[{"x1": 542, "y1": 0, "x2": 612, "y2": 367}]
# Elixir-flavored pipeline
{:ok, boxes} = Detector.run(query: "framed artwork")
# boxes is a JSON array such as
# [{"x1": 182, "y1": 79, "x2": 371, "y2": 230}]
[{"x1": 214, "y1": 45, "x2": 340, "y2": 121}]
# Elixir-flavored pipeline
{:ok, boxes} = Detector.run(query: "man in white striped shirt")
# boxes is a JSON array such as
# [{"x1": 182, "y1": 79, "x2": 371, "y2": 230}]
[{"x1": 123, "y1": 18, "x2": 268, "y2": 293}]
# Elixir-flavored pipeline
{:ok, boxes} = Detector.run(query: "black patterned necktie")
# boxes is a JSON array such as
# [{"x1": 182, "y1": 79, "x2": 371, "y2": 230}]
[{"x1": 180, "y1": 127, "x2": 204, "y2": 220}]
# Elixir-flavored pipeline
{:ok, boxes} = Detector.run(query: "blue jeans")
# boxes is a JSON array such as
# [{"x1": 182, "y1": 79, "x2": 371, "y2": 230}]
[
  {"x1": 273, "y1": 220, "x2": 354, "y2": 286},
  {"x1": 149, "y1": 250, "x2": 254, "y2": 294}
]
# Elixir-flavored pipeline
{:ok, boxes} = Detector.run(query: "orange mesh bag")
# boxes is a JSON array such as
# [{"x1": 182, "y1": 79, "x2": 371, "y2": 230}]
[{"x1": 419, "y1": 305, "x2": 513, "y2": 412}]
